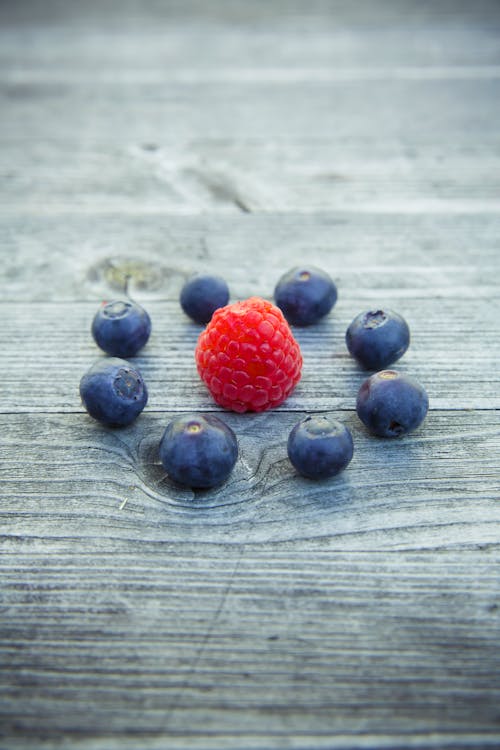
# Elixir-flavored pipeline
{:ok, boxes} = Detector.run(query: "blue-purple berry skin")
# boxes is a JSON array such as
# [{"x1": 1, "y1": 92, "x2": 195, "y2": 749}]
[
  {"x1": 287, "y1": 415, "x2": 354, "y2": 480},
  {"x1": 356, "y1": 370, "x2": 428, "y2": 438},
  {"x1": 92, "y1": 300, "x2": 151, "y2": 358},
  {"x1": 346, "y1": 309, "x2": 410, "y2": 370},
  {"x1": 159, "y1": 413, "x2": 238, "y2": 489},
  {"x1": 180, "y1": 274, "x2": 230, "y2": 325},
  {"x1": 80, "y1": 358, "x2": 148, "y2": 427},
  {"x1": 274, "y1": 266, "x2": 337, "y2": 326}
]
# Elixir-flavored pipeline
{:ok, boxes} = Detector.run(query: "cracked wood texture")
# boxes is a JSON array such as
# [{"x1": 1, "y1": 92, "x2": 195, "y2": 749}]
[{"x1": 1, "y1": 1, "x2": 499, "y2": 748}]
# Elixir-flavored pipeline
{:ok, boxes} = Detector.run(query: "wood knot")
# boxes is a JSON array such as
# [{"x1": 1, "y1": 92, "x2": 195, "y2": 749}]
[{"x1": 87, "y1": 256, "x2": 184, "y2": 293}]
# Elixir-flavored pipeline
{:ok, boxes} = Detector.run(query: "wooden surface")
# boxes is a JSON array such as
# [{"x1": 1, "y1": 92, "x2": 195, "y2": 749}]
[{"x1": 1, "y1": 1, "x2": 499, "y2": 748}]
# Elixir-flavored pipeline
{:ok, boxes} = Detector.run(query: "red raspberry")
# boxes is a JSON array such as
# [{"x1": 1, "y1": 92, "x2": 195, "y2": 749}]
[{"x1": 195, "y1": 296, "x2": 303, "y2": 413}]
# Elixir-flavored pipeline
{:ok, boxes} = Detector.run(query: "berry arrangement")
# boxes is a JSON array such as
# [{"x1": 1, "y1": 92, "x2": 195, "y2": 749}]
[{"x1": 80, "y1": 265, "x2": 429, "y2": 490}]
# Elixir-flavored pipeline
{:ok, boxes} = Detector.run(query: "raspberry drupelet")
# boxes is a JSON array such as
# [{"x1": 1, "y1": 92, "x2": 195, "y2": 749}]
[{"x1": 195, "y1": 296, "x2": 303, "y2": 413}]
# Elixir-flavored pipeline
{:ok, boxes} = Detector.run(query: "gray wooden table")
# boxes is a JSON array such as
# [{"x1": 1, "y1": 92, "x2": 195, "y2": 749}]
[{"x1": 1, "y1": 1, "x2": 499, "y2": 748}]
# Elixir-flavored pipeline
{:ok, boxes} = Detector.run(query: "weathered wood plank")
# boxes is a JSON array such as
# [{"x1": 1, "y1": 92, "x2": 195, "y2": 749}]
[
  {"x1": 1, "y1": 410, "x2": 499, "y2": 548},
  {"x1": 1, "y1": 0, "x2": 500, "y2": 71},
  {"x1": 1, "y1": 294, "x2": 499, "y2": 412},
  {"x1": 2, "y1": 138, "x2": 500, "y2": 215},
  {"x1": 1, "y1": 540, "x2": 499, "y2": 747},
  {"x1": 1, "y1": 213, "x2": 499, "y2": 303},
  {"x1": 2, "y1": 78, "x2": 499, "y2": 146},
  {"x1": 1, "y1": 0, "x2": 499, "y2": 747}
]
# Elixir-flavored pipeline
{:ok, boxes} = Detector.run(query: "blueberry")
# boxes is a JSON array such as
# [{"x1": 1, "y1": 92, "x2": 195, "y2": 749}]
[
  {"x1": 159, "y1": 413, "x2": 238, "y2": 489},
  {"x1": 91, "y1": 300, "x2": 151, "y2": 358},
  {"x1": 346, "y1": 309, "x2": 410, "y2": 370},
  {"x1": 287, "y1": 415, "x2": 354, "y2": 479},
  {"x1": 80, "y1": 358, "x2": 148, "y2": 427},
  {"x1": 180, "y1": 274, "x2": 230, "y2": 325},
  {"x1": 274, "y1": 266, "x2": 337, "y2": 326},
  {"x1": 356, "y1": 370, "x2": 428, "y2": 438}
]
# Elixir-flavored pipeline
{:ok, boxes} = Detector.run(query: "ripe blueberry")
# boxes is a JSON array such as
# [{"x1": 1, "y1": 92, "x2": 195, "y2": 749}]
[
  {"x1": 80, "y1": 358, "x2": 148, "y2": 427},
  {"x1": 356, "y1": 370, "x2": 428, "y2": 438},
  {"x1": 274, "y1": 266, "x2": 337, "y2": 326},
  {"x1": 180, "y1": 274, "x2": 230, "y2": 325},
  {"x1": 92, "y1": 300, "x2": 151, "y2": 358},
  {"x1": 287, "y1": 415, "x2": 354, "y2": 480},
  {"x1": 159, "y1": 413, "x2": 238, "y2": 489},
  {"x1": 346, "y1": 309, "x2": 410, "y2": 370}
]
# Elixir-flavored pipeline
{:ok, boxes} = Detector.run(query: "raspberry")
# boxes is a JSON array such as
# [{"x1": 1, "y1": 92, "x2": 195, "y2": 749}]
[{"x1": 195, "y1": 296, "x2": 303, "y2": 413}]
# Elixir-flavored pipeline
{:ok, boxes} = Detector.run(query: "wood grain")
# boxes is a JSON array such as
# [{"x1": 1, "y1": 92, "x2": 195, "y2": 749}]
[
  {"x1": 1, "y1": 1, "x2": 499, "y2": 748},
  {"x1": 1, "y1": 213, "x2": 498, "y2": 302},
  {"x1": 1, "y1": 410, "x2": 499, "y2": 547},
  {"x1": 2, "y1": 139, "x2": 500, "y2": 216},
  {"x1": 1, "y1": 544, "x2": 499, "y2": 747},
  {"x1": 1, "y1": 296, "x2": 499, "y2": 413}
]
